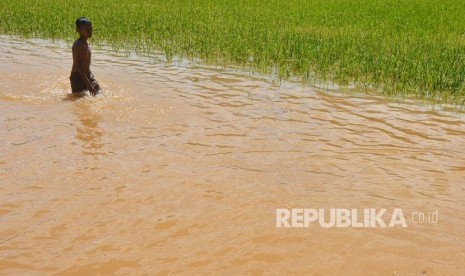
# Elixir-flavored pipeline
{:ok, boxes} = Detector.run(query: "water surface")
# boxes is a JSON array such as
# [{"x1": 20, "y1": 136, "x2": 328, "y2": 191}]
[{"x1": 1, "y1": 37, "x2": 464, "y2": 275}]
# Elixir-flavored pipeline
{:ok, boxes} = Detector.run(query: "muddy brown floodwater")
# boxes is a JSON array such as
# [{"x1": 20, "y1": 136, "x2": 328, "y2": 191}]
[{"x1": 1, "y1": 36, "x2": 465, "y2": 275}]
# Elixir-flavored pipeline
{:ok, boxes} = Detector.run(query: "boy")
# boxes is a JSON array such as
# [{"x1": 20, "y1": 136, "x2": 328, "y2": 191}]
[{"x1": 70, "y1": 17, "x2": 101, "y2": 96}]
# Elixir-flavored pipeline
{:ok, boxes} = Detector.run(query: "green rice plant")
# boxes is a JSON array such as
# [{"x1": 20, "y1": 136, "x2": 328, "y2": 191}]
[{"x1": 1, "y1": 0, "x2": 465, "y2": 103}]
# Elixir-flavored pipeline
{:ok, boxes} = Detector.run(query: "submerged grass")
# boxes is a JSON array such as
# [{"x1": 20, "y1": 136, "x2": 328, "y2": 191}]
[{"x1": 1, "y1": 0, "x2": 465, "y2": 103}]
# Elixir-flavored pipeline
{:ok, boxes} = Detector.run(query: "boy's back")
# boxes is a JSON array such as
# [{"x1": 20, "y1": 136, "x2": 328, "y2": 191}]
[{"x1": 71, "y1": 39, "x2": 91, "y2": 74}]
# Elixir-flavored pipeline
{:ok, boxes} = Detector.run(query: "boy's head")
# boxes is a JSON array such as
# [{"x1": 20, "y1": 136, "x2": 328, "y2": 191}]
[{"x1": 75, "y1": 17, "x2": 92, "y2": 38}]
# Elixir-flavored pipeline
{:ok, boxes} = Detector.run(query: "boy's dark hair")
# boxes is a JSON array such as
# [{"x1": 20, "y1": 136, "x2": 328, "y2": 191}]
[{"x1": 75, "y1": 17, "x2": 92, "y2": 28}]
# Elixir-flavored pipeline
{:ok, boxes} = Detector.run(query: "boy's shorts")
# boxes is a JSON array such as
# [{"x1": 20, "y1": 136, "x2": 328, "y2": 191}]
[{"x1": 69, "y1": 72, "x2": 101, "y2": 93}]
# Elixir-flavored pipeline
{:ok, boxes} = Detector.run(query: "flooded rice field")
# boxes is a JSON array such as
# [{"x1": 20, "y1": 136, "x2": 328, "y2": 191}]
[{"x1": 1, "y1": 37, "x2": 465, "y2": 275}]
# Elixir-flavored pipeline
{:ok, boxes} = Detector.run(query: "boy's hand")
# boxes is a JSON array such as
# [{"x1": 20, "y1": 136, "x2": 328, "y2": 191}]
[
  {"x1": 86, "y1": 81, "x2": 98, "y2": 96},
  {"x1": 89, "y1": 86, "x2": 98, "y2": 96}
]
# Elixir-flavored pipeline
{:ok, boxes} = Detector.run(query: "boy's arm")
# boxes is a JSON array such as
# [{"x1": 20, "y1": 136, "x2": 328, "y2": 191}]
[{"x1": 72, "y1": 44, "x2": 97, "y2": 95}]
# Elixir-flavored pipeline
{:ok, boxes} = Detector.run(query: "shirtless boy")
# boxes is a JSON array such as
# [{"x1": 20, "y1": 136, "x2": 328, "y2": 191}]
[{"x1": 70, "y1": 17, "x2": 101, "y2": 96}]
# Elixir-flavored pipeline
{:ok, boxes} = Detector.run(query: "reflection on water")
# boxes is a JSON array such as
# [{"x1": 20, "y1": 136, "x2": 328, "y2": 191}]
[
  {"x1": 1, "y1": 36, "x2": 465, "y2": 275},
  {"x1": 74, "y1": 103, "x2": 104, "y2": 157},
  {"x1": 64, "y1": 92, "x2": 106, "y2": 156}
]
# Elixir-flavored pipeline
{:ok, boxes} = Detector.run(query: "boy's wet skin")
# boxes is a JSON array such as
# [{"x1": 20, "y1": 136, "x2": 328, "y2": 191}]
[{"x1": 70, "y1": 17, "x2": 101, "y2": 96}]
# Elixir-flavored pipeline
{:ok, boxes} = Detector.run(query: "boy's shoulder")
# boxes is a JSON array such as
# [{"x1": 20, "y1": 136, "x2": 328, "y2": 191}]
[
  {"x1": 72, "y1": 39, "x2": 80, "y2": 50},
  {"x1": 72, "y1": 39, "x2": 87, "y2": 50}
]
